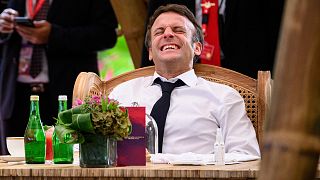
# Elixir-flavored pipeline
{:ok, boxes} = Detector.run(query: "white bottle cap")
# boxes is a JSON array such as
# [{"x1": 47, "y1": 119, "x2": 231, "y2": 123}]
[
  {"x1": 30, "y1": 95, "x2": 39, "y2": 101},
  {"x1": 58, "y1": 95, "x2": 67, "y2": 101}
]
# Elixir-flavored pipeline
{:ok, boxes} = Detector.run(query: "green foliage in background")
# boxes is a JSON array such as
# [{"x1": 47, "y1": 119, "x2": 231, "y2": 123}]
[{"x1": 98, "y1": 36, "x2": 134, "y2": 80}]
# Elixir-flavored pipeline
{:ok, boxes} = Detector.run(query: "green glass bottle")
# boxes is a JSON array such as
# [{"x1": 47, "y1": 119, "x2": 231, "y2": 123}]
[
  {"x1": 53, "y1": 95, "x2": 74, "y2": 164},
  {"x1": 24, "y1": 95, "x2": 46, "y2": 164}
]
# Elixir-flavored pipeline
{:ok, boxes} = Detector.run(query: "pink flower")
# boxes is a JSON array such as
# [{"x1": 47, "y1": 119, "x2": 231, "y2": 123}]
[
  {"x1": 73, "y1": 98, "x2": 83, "y2": 107},
  {"x1": 91, "y1": 95, "x2": 101, "y2": 104}
]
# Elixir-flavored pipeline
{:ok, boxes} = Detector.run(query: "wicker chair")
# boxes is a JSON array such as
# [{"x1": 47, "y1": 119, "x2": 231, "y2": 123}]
[{"x1": 73, "y1": 64, "x2": 272, "y2": 147}]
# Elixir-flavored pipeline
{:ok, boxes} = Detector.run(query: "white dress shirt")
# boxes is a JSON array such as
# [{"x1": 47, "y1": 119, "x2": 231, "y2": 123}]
[{"x1": 109, "y1": 69, "x2": 260, "y2": 156}]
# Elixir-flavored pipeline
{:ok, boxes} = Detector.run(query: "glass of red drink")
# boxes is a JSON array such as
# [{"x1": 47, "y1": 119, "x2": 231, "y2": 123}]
[{"x1": 45, "y1": 127, "x2": 54, "y2": 161}]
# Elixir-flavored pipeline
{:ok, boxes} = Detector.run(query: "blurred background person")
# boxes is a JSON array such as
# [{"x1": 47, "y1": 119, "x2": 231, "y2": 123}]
[
  {"x1": 0, "y1": 0, "x2": 8, "y2": 68},
  {"x1": 220, "y1": 0, "x2": 285, "y2": 78},
  {"x1": 0, "y1": 0, "x2": 118, "y2": 155}
]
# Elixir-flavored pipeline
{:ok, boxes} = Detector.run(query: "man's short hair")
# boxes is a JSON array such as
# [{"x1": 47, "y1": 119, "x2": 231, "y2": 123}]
[{"x1": 145, "y1": 4, "x2": 204, "y2": 63}]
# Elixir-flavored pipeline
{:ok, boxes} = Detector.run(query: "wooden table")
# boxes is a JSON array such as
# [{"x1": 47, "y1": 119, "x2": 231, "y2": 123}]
[{"x1": 0, "y1": 160, "x2": 319, "y2": 180}]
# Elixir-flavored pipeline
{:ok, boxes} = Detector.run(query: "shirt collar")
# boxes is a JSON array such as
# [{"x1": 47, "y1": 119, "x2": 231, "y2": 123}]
[{"x1": 145, "y1": 69, "x2": 198, "y2": 87}]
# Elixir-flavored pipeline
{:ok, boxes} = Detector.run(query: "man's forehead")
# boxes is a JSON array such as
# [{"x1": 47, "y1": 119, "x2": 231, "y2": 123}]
[{"x1": 152, "y1": 12, "x2": 193, "y2": 29}]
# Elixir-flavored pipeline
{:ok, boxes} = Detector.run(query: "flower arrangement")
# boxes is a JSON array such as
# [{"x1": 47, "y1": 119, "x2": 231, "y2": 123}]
[{"x1": 55, "y1": 95, "x2": 132, "y2": 144}]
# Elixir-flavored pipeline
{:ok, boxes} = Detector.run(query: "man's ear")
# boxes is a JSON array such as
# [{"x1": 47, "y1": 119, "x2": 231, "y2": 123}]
[
  {"x1": 148, "y1": 48, "x2": 153, "y2": 61},
  {"x1": 193, "y1": 42, "x2": 202, "y2": 56}
]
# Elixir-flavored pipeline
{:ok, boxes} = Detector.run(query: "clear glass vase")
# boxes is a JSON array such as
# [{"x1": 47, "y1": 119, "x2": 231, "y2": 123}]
[
  {"x1": 146, "y1": 114, "x2": 158, "y2": 154},
  {"x1": 79, "y1": 134, "x2": 117, "y2": 168}
]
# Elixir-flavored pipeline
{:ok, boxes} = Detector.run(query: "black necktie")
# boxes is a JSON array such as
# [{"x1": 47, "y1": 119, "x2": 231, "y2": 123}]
[
  {"x1": 150, "y1": 78, "x2": 185, "y2": 153},
  {"x1": 29, "y1": 0, "x2": 50, "y2": 78}
]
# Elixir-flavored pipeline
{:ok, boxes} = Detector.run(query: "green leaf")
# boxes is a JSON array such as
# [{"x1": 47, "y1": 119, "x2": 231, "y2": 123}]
[
  {"x1": 58, "y1": 105, "x2": 84, "y2": 124},
  {"x1": 58, "y1": 109, "x2": 73, "y2": 124},
  {"x1": 71, "y1": 113, "x2": 95, "y2": 133},
  {"x1": 55, "y1": 125, "x2": 84, "y2": 144},
  {"x1": 43, "y1": 125, "x2": 53, "y2": 131},
  {"x1": 101, "y1": 96, "x2": 108, "y2": 112},
  {"x1": 72, "y1": 105, "x2": 84, "y2": 114}
]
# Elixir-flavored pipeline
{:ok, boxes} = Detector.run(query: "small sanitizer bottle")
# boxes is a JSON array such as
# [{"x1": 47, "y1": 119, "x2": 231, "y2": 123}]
[{"x1": 214, "y1": 128, "x2": 225, "y2": 165}]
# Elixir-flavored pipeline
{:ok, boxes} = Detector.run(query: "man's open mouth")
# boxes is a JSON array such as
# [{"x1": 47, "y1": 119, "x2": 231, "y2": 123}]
[{"x1": 161, "y1": 44, "x2": 180, "y2": 51}]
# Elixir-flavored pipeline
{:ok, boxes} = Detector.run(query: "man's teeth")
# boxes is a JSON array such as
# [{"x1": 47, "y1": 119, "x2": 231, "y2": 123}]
[{"x1": 163, "y1": 45, "x2": 178, "y2": 51}]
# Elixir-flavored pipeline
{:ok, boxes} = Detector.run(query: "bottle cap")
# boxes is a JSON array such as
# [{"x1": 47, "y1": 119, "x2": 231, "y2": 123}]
[
  {"x1": 58, "y1": 95, "x2": 67, "y2": 101},
  {"x1": 30, "y1": 95, "x2": 39, "y2": 101}
]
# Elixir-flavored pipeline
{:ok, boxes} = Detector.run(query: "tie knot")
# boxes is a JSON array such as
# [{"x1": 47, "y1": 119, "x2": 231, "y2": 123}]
[{"x1": 154, "y1": 78, "x2": 185, "y2": 94}]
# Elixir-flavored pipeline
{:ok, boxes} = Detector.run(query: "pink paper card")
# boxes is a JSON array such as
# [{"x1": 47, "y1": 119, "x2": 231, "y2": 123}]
[{"x1": 117, "y1": 107, "x2": 146, "y2": 166}]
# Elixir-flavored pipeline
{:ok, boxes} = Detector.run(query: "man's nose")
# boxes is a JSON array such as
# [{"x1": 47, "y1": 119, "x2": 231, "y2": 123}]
[{"x1": 163, "y1": 27, "x2": 174, "y2": 38}]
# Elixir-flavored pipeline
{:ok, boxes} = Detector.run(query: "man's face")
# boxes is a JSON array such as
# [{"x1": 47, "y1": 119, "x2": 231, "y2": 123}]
[{"x1": 148, "y1": 12, "x2": 202, "y2": 69}]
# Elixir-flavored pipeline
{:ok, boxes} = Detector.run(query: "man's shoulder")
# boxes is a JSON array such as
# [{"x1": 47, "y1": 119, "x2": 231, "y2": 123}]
[
  {"x1": 197, "y1": 77, "x2": 242, "y2": 100},
  {"x1": 113, "y1": 76, "x2": 153, "y2": 90},
  {"x1": 198, "y1": 77, "x2": 236, "y2": 91}
]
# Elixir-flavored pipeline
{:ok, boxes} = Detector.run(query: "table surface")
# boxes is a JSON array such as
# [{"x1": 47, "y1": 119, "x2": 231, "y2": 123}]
[{"x1": 0, "y1": 159, "x2": 319, "y2": 180}]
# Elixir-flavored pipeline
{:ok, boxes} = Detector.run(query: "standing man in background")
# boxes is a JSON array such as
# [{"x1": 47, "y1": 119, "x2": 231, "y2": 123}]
[
  {"x1": 0, "y1": 0, "x2": 118, "y2": 155},
  {"x1": 0, "y1": 0, "x2": 8, "y2": 68}
]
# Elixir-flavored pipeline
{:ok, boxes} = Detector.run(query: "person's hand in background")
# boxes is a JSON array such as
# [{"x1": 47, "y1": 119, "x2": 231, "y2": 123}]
[
  {"x1": 0, "y1": 8, "x2": 18, "y2": 33},
  {"x1": 15, "y1": 20, "x2": 51, "y2": 44}
]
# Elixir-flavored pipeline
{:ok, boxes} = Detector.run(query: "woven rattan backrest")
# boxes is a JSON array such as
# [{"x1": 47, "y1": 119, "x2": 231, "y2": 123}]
[{"x1": 73, "y1": 64, "x2": 271, "y2": 146}]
